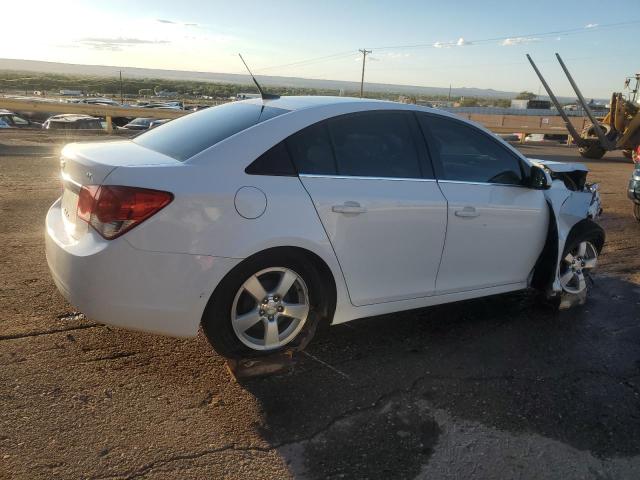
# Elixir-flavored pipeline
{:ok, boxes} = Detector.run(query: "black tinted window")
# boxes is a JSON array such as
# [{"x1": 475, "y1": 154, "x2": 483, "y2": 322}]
[
  {"x1": 418, "y1": 114, "x2": 523, "y2": 185},
  {"x1": 134, "y1": 102, "x2": 289, "y2": 161},
  {"x1": 286, "y1": 122, "x2": 337, "y2": 175},
  {"x1": 245, "y1": 142, "x2": 296, "y2": 176},
  {"x1": 328, "y1": 112, "x2": 422, "y2": 179}
]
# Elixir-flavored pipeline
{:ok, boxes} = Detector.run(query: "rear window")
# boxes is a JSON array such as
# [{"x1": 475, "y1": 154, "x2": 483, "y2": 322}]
[{"x1": 134, "y1": 102, "x2": 289, "y2": 161}]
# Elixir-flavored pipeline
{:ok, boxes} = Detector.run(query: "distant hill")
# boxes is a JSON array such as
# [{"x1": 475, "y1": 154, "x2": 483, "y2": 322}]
[{"x1": 0, "y1": 58, "x2": 523, "y2": 99}]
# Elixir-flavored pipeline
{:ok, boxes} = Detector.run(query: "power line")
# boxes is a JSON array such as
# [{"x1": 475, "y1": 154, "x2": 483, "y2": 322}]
[
  {"x1": 370, "y1": 19, "x2": 640, "y2": 50},
  {"x1": 252, "y1": 19, "x2": 640, "y2": 75},
  {"x1": 254, "y1": 51, "x2": 356, "y2": 73}
]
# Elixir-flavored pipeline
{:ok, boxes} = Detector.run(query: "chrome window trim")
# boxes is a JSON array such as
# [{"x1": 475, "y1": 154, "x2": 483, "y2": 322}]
[
  {"x1": 298, "y1": 173, "x2": 437, "y2": 182},
  {"x1": 436, "y1": 179, "x2": 529, "y2": 189},
  {"x1": 298, "y1": 174, "x2": 531, "y2": 188}
]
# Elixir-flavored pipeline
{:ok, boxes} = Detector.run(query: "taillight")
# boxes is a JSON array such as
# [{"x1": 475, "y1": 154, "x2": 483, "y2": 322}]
[{"x1": 76, "y1": 185, "x2": 173, "y2": 239}]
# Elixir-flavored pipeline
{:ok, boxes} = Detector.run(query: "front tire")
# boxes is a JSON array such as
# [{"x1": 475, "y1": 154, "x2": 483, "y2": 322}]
[
  {"x1": 201, "y1": 250, "x2": 325, "y2": 359},
  {"x1": 634, "y1": 204, "x2": 640, "y2": 223},
  {"x1": 555, "y1": 221, "x2": 605, "y2": 309}
]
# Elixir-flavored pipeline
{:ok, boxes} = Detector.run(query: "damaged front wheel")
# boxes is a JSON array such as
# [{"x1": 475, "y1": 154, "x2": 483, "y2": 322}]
[
  {"x1": 554, "y1": 220, "x2": 605, "y2": 309},
  {"x1": 559, "y1": 241, "x2": 598, "y2": 294}
]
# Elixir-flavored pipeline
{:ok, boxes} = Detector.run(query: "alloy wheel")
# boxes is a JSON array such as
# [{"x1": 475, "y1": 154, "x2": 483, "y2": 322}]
[
  {"x1": 559, "y1": 241, "x2": 598, "y2": 294},
  {"x1": 231, "y1": 267, "x2": 310, "y2": 351}
]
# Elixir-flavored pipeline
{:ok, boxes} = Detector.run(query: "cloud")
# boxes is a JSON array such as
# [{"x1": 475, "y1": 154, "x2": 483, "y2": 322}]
[
  {"x1": 433, "y1": 37, "x2": 471, "y2": 48},
  {"x1": 77, "y1": 37, "x2": 170, "y2": 51},
  {"x1": 501, "y1": 37, "x2": 540, "y2": 46},
  {"x1": 157, "y1": 18, "x2": 199, "y2": 27},
  {"x1": 585, "y1": 23, "x2": 598, "y2": 28}
]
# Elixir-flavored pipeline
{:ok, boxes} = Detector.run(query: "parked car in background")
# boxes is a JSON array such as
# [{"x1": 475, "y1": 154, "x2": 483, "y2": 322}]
[
  {"x1": 0, "y1": 109, "x2": 42, "y2": 128},
  {"x1": 43, "y1": 114, "x2": 103, "y2": 130},
  {"x1": 628, "y1": 146, "x2": 640, "y2": 221},
  {"x1": 525, "y1": 133, "x2": 568, "y2": 143},
  {"x1": 45, "y1": 97, "x2": 604, "y2": 360},
  {"x1": 69, "y1": 98, "x2": 121, "y2": 107},
  {"x1": 149, "y1": 118, "x2": 171, "y2": 129},
  {"x1": 122, "y1": 118, "x2": 154, "y2": 131},
  {"x1": 189, "y1": 105, "x2": 211, "y2": 112},
  {"x1": 137, "y1": 101, "x2": 184, "y2": 110}
]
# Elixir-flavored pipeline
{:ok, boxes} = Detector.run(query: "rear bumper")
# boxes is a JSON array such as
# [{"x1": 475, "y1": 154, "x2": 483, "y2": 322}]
[{"x1": 45, "y1": 198, "x2": 240, "y2": 337}]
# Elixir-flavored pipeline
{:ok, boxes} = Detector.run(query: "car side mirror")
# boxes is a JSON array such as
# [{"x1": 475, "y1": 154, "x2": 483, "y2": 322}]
[{"x1": 528, "y1": 165, "x2": 551, "y2": 190}]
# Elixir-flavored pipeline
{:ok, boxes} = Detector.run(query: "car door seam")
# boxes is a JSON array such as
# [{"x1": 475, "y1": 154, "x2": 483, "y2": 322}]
[
  {"x1": 295, "y1": 175, "x2": 357, "y2": 306},
  {"x1": 434, "y1": 179, "x2": 449, "y2": 292}
]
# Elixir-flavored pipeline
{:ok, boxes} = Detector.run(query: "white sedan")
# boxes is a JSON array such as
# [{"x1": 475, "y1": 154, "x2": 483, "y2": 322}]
[{"x1": 45, "y1": 96, "x2": 604, "y2": 359}]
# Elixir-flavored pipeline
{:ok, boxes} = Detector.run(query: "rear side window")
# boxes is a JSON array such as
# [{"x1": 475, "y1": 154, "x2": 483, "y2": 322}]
[
  {"x1": 287, "y1": 122, "x2": 337, "y2": 175},
  {"x1": 245, "y1": 142, "x2": 296, "y2": 176},
  {"x1": 328, "y1": 111, "x2": 422, "y2": 179},
  {"x1": 418, "y1": 114, "x2": 523, "y2": 185},
  {"x1": 134, "y1": 102, "x2": 289, "y2": 161}
]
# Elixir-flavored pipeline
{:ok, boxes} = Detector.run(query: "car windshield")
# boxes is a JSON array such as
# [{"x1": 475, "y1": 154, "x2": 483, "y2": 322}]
[{"x1": 133, "y1": 102, "x2": 289, "y2": 161}]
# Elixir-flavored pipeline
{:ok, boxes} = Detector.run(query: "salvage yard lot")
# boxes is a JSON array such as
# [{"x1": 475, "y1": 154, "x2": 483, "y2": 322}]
[{"x1": 1, "y1": 132, "x2": 640, "y2": 479}]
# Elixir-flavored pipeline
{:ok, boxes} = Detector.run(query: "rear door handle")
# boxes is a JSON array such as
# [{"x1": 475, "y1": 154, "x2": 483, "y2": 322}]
[
  {"x1": 332, "y1": 201, "x2": 367, "y2": 214},
  {"x1": 454, "y1": 206, "x2": 479, "y2": 218}
]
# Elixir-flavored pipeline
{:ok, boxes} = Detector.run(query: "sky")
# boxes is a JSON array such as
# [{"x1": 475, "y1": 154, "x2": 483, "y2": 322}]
[{"x1": 2, "y1": 0, "x2": 638, "y2": 98}]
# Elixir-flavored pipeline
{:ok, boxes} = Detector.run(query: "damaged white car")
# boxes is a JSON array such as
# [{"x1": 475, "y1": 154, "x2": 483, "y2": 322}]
[{"x1": 45, "y1": 97, "x2": 604, "y2": 359}]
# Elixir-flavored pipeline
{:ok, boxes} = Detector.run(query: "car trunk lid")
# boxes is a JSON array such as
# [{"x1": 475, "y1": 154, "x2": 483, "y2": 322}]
[{"x1": 59, "y1": 140, "x2": 179, "y2": 239}]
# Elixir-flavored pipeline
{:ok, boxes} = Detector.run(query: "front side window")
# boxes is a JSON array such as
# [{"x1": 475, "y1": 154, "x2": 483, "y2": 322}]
[
  {"x1": 328, "y1": 112, "x2": 422, "y2": 179},
  {"x1": 418, "y1": 114, "x2": 523, "y2": 185}
]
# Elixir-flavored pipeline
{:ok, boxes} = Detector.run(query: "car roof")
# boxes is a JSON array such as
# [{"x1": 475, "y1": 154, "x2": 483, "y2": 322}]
[
  {"x1": 0, "y1": 109, "x2": 15, "y2": 115},
  {"x1": 48, "y1": 114, "x2": 99, "y2": 122},
  {"x1": 242, "y1": 95, "x2": 395, "y2": 112}
]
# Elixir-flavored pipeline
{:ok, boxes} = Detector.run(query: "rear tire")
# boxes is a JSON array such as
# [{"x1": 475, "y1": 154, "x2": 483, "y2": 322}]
[
  {"x1": 634, "y1": 204, "x2": 640, "y2": 223},
  {"x1": 201, "y1": 249, "x2": 326, "y2": 359}
]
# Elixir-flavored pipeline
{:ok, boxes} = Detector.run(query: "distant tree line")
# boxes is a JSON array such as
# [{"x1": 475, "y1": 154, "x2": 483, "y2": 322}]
[{"x1": 0, "y1": 69, "x2": 518, "y2": 107}]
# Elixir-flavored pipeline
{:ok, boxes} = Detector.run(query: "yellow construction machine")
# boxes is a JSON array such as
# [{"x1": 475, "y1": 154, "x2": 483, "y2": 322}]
[{"x1": 528, "y1": 54, "x2": 640, "y2": 160}]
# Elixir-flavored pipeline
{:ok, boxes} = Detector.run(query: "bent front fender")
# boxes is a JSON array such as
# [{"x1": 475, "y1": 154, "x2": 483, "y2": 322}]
[{"x1": 538, "y1": 181, "x2": 602, "y2": 295}]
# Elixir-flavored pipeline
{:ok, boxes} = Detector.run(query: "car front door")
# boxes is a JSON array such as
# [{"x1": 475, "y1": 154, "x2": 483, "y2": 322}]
[
  {"x1": 290, "y1": 111, "x2": 448, "y2": 306},
  {"x1": 417, "y1": 113, "x2": 549, "y2": 294}
]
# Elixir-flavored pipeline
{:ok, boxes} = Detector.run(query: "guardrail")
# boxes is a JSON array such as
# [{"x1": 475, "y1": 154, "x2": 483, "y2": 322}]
[
  {"x1": 0, "y1": 97, "x2": 588, "y2": 139},
  {"x1": 463, "y1": 113, "x2": 588, "y2": 140}
]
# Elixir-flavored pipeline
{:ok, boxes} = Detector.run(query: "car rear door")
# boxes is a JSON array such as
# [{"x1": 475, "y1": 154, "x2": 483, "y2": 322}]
[
  {"x1": 291, "y1": 111, "x2": 448, "y2": 306},
  {"x1": 417, "y1": 113, "x2": 549, "y2": 294}
]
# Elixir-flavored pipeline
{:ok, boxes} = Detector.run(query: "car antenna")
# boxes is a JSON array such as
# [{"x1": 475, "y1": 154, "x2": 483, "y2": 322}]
[{"x1": 238, "y1": 54, "x2": 280, "y2": 101}]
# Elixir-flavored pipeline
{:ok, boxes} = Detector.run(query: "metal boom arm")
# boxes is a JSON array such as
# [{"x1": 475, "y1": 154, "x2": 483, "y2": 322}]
[{"x1": 526, "y1": 54, "x2": 585, "y2": 146}]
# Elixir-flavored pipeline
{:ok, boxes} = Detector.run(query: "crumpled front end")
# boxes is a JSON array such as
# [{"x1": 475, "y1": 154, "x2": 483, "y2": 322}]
[{"x1": 529, "y1": 159, "x2": 603, "y2": 302}]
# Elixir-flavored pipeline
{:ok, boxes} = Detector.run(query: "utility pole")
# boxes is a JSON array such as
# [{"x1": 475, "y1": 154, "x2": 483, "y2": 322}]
[
  {"x1": 119, "y1": 70, "x2": 124, "y2": 104},
  {"x1": 448, "y1": 84, "x2": 452, "y2": 102},
  {"x1": 359, "y1": 49, "x2": 372, "y2": 98}
]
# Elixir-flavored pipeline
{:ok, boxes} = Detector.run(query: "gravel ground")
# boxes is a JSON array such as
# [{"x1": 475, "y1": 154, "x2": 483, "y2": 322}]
[{"x1": 1, "y1": 134, "x2": 639, "y2": 479}]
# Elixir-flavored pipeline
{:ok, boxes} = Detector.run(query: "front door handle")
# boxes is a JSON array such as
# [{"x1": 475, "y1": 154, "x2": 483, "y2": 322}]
[
  {"x1": 454, "y1": 206, "x2": 479, "y2": 218},
  {"x1": 332, "y1": 201, "x2": 367, "y2": 214}
]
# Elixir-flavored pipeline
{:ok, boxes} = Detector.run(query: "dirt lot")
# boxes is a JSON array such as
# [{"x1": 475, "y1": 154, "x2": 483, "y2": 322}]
[{"x1": 1, "y1": 133, "x2": 640, "y2": 479}]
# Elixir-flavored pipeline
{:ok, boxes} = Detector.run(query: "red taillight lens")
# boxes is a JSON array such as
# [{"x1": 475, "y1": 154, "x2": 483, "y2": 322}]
[
  {"x1": 76, "y1": 185, "x2": 173, "y2": 239},
  {"x1": 77, "y1": 185, "x2": 99, "y2": 222}
]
